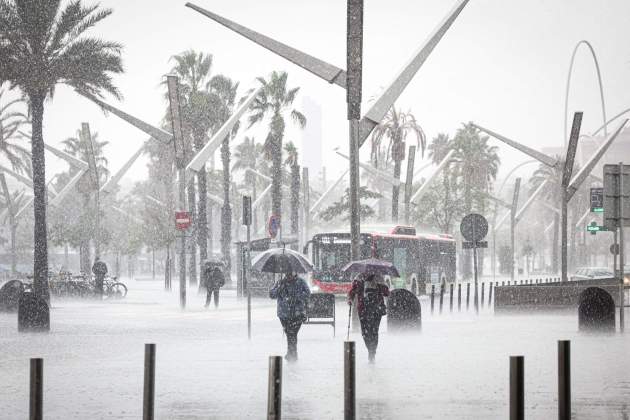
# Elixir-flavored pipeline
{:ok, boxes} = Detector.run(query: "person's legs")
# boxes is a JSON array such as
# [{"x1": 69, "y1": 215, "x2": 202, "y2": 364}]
[
  {"x1": 205, "y1": 287, "x2": 212, "y2": 307},
  {"x1": 361, "y1": 316, "x2": 381, "y2": 362},
  {"x1": 285, "y1": 318, "x2": 302, "y2": 361},
  {"x1": 213, "y1": 289, "x2": 219, "y2": 307}
]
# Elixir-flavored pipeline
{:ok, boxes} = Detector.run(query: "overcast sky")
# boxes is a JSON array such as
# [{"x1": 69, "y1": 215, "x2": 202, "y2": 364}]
[{"x1": 16, "y1": 0, "x2": 630, "y2": 188}]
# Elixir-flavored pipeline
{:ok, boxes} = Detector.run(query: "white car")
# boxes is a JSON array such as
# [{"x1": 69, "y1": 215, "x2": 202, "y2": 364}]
[{"x1": 572, "y1": 267, "x2": 614, "y2": 281}]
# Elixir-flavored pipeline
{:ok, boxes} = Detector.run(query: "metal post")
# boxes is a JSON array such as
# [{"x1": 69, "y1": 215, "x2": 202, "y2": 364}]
[
  {"x1": 439, "y1": 283, "x2": 444, "y2": 314},
  {"x1": 481, "y1": 282, "x2": 485, "y2": 308},
  {"x1": 347, "y1": 0, "x2": 363, "y2": 261},
  {"x1": 302, "y1": 167, "x2": 310, "y2": 246},
  {"x1": 466, "y1": 283, "x2": 470, "y2": 310},
  {"x1": 344, "y1": 341, "x2": 356, "y2": 420},
  {"x1": 558, "y1": 340, "x2": 571, "y2": 420},
  {"x1": 449, "y1": 283, "x2": 454, "y2": 312},
  {"x1": 29, "y1": 358, "x2": 43, "y2": 420},
  {"x1": 430, "y1": 285, "x2": 435, "y2": 314},
  {"x1": 510, "y1": 178, "x2": 521, "y2": 282},
  {"x1": 404, "y1": 145, "x2": 417, "y2": 224},
  {"x1": 267, "y1": 356, "x2": 282, "y2": 420},
  {"x1": 618, "y1": 162, "x2": 625, "y2": 332},
  {"x1": 561, "y1": 188, "x2": 569, "y2": 282},
  {"x1": 510, "y1": 356, "x2": 524, "y2": 420},
  {"x1": 457, "y1": 283, "x2": 461, "y2": 311},
  {"x1": 167, "y1": 75, "x2": 187, "y2": 309},
  {"x1": 473, "y1": 244, "x2": 479, "y2": 315},
  {"x1": 143, "y1": 343, "x2": 156, "y2": 420},
  {"x1": 247, "y1": 291, "x2": 252, "y2": 340}
]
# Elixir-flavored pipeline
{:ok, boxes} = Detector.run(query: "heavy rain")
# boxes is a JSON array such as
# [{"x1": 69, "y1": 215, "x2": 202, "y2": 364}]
[{"x1": 0, "y1": 0, "x2": 629, "y2": 419}]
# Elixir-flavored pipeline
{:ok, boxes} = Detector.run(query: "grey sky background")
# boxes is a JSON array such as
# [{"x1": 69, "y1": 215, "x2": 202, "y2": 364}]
[{"x1": 26, "y1": 0, "x2": 630, "y2": 187}]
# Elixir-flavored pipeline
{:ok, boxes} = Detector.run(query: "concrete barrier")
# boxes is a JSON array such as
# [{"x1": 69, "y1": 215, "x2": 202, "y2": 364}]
[{"x1": 494, "y1": 279, "x2": 622, "y2": 312}]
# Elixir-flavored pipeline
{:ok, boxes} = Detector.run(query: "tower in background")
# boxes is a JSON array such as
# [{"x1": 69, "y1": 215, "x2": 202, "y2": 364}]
[{"x1": 300, "y1": 96, "x2": 323, "y2": 188}]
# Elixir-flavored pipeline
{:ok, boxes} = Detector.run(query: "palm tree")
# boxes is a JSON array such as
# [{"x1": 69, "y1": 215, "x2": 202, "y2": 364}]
[
  {"x1": 0, "y1": 90, "x2": 31, "y2": 174},
  {"x1": 529, "y1": 159, "x2": 563, "y2": 273},
  {"x1": 0, "y1": 0, "x2": 123, "y2": 300},
  {"x1": 370, "y1": 107, "x2": 426, "y2": 222},
  {"x1": 233, "y1": 136, "x2": 264, "y2": 232},
  {"x1": 450, "y1": 123, "x2": 500, "y2": 278},
  {"x1": 208, "y1": 75, "x2": 239, "y2": 275},
  {"x1": 284, "y1": 141, "x2": 300, "y2": 237},
  {"x1": 427, "y1": 133, "x2": 457, "y2": 233},
  {"x1": 62, "y1": 130, "x2": 109, "y2": 273},
  {"x1": 248, "y1": 71, "x2": 306, "y2": 231}
]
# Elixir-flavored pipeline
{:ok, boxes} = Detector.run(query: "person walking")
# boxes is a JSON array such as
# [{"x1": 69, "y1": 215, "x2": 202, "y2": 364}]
[
  {"x1": 347, "y1": 274, "x2": 389, "y2": 363},
  {"x1": 204, "y1": 264, "x2": 225, "y2": 308},
  {"x1": 269, "y1": 272, "x2": 311, "y2": 362}
]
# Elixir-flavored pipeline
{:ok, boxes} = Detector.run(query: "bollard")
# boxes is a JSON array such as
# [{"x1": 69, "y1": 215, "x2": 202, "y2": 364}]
[
  {"x1": 481, "y1": 283, "x2": 485, "y2": 309},
  {"x1": 247, "y1": 291, "x2": 252, "y2": 340},
  {"x1": 508, "y1": 281, "x2": 511, "y2": 286},
  {"x1": 510, "y1": 356, "x2": 524, "y2": 420},
  {"x1": 449, "y1": 283, "x2": 454, "y2": 312},
  {"x1": 466, "y1": 283, "x2": 470, "y2": 310},
  {"x1": 344, "y1": 342, "x2": 356, "y2": 420},
  {"x1": 439, "y1": 284, "x2": 444, "y2": 314},
  {"x1": 30, "y1": 358, "x2": 43, "y2": 420},
  {"x1": 488, "y1": 282, "x2": 493, "y2": 307},
  {"x1": 143, "y1": 343, "x2": 156, "y2": 420},
  {"x1": 430, "y1": 285, "x2": 435, "y2": 314},
  {"x1": 502, "y1": 281, "x2": 505, "y2": 286},
  {"x1": 558, "y1": 340, "x2": 570, "y2": 420},
  {"x1": 520, "y1": 280, "x2": 523, "y2": 285},
  {"x1": 267, "y1": 356, "x2": 283, "y2": 420},
  {"x1": 457, "y1": 283, "x2": 462, "y2": 311}
]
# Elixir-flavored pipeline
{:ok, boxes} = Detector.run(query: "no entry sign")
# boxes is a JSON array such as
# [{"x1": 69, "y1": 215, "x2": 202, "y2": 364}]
[{"x1": 175, "y1": 211, "x2": 192, "y2": 230}]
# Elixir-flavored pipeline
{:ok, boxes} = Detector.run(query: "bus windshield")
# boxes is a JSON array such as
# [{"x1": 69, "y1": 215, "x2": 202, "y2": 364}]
[{"x1": 311, "y1": 234, "x2": 372, "y2": 282}]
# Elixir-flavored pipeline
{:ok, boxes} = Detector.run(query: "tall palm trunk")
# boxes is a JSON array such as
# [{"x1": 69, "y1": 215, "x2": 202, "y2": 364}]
[
  {"x1": 187, "y1": 178, "x2": 197, "y2": 285},
  {"x1": 270, "y1": 115, "x2": 284, "y2": 223},
  {"x1": 391, "y1": 159, "x2": 402, "y2": 222},
  {"x1": 290, "y1": 164, "x2": 300, "y2": 238},
  {"x1": 221, "y1": 136, "x2": 232, "y2": 277},
  {"x1": 197, "y1": 165, "x2": 208, "y2": 267},
  {"x1": 30, "y1": 93, "x2": 49, "y2": 301},
  {"x1": 252, "y1": 173, "x2": 258, "y2": 233}
]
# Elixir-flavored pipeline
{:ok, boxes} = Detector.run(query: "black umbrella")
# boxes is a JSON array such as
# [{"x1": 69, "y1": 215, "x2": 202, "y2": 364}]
[
  {"x1": 251, "y1": 247, "x2": 313, "y2": 274},
  {"x1": 341, "y1": 258, "x2": 400, "y2": 277}
]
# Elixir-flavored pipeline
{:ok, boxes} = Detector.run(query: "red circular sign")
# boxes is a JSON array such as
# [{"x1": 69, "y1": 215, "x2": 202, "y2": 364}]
[
  {"x1": 267, "y1": 215, "x2": 280, "y2": 239},
  {"x1": 175, "y1": 211, "x2": 192, "y2": 230}
]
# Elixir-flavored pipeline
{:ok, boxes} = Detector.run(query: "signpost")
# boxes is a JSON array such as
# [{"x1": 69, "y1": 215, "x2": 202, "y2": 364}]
[
  {"x1": 603, "y1": 163, "x2": 629, "y2": 332},
  {"x1": 243, "y1": 196, "x2": 252, "y2": 334},
  {"x1": 460, "y1": 213, "x2": 488, "y2": 314}
]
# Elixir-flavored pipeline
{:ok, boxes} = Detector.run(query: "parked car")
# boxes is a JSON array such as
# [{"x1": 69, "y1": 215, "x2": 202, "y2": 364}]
[{"x1": 572, "y1": 267, "x2": 614, "y2": 281}]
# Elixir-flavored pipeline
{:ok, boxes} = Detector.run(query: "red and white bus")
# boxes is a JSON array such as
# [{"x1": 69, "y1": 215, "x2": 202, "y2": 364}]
[{"x1": 304, "y1": 225, "x2": 456, "y2": 295}]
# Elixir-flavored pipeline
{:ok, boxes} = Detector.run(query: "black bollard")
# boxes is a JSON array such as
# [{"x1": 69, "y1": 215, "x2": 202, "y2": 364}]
[
  {"x1": 510, "y1": 356, "x2": 524, "y2": 420},
  {"x1": 502, "y1": 281, "x2": 505, "y2": 286},
  {"x1": 508, "y1": 281, "x2": 511, "y2": 286},
  {"x1": 268, "y1": 356, "x2": 283, "y2": 420},
  {"x1": 488, "y1": 282, "x2": 493, "y2": 307},
  {"x1": 143, "y1": 344, "x2": 156, "y2": 420},
  {"x1": 457, "y1": 283, "x2": 462, "y2": 312},
  {"x1": 344, "y1": 342, "x2": 355, "y2": 420},
  {"x1": 519, "y1": 280, "x2": 523, "y2": 285},
  {"x1": 439, "y1": 284, "x2": 444, "y2": 314},
  {"x1": 30, "y1": 358, "x2": 43, "y2": 420},
  {"x1": 466, "y1": 283, "x2": 470, "y2": 310},
  {"x1": 558, "y1": 340, "x2": 571, "y2": 420},
  {"x1": 481, "y1": 283, "x2": 485, "y2": 309},
  {"x1": 449, "y1": 283, "x2": 454, "y2": 312},
  {"x1": 430, "y1": 285, "x2": 435, "y2": 314}
]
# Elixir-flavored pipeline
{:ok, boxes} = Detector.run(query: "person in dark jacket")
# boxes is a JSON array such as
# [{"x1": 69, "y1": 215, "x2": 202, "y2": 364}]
[
  {"x1": 269, "y1": 273, "x2": 311, "y2": 362},
  {"x1": 204, "y1": 264, "x2": 225, "y2": 308},
  {"x1": 347, "y1": 274, "x2": 390, "y2": 363}
]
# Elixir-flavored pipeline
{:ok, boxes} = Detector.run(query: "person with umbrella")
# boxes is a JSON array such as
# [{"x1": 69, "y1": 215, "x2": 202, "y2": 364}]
[
  {"x1": 252, "y1": 246, "x2": 313, "y2": 362},
  {"x1": 344, "y1": 259, "x2": 394, "y2": 363},
  {"x1": 204, "y1": 261, "x2": 225, "y2": 308}
]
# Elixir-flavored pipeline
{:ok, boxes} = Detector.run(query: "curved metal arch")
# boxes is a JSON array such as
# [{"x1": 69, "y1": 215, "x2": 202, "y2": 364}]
[
  {"x1": 564, "y1": 40, "x2": 607, "y2": 147},
  {"x1": 591, "y1": 106, "x2": 630, "y2": 137}
]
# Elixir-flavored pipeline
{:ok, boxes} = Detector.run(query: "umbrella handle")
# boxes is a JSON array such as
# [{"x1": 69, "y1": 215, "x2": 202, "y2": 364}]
[{"x1": 346, "y1": 302, "x2": 352, "y2": 341}]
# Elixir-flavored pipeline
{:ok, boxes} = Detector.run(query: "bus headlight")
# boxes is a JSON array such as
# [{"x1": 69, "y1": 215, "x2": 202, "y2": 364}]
[{"x1": 311, "y1": 285, "x2": 320, "y2": 292}]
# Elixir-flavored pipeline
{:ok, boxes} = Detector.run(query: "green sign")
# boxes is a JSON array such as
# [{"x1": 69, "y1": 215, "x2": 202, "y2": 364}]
[{"x1": 587, "y1": 221, "x2": 608, "y2": 233}]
